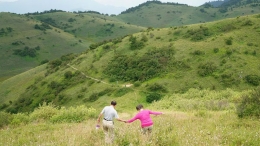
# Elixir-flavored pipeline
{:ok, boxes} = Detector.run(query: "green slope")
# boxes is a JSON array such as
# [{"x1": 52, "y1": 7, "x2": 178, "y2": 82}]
[
  {"x1": 0, "y1": 14, "x2": 259, "y2": 113},
  {"x1": 30, "y1": 12, "x2": 145, "y2": 42},
  {"x1": 0, "y1": 12, "x2": 90, "y2": 81},
  {"x1": 0, "y1": 12, "x2": 144, "y2": 82},
  {"x1": 116, "y1": 1, "x2": 260, "y2": 28}
]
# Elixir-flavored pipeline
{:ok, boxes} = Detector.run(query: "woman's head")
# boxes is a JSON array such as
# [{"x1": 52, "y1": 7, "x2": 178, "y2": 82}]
[{"x1": 136, "y1": 104, "x2": 143, "y2": 111}]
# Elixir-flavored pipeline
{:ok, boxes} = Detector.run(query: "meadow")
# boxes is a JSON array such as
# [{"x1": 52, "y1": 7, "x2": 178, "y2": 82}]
[{"x1": 1, "y1": 88, "x2": 259, "y2": 146}]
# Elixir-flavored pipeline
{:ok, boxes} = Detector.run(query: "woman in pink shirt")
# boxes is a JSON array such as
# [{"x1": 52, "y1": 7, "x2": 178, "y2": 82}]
[{"x1": 125, "y1": 104, "x2": 163, "y2": 134}]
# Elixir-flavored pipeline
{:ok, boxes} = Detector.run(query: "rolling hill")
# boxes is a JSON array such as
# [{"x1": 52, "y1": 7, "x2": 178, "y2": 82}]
[
  {"x1": 1, "y1": 0, "x2": 260, "y2": 82},
  {"x1": 0, "y1": 12, "x2": 90, "y2": 81},
  {"x1": 116, "y1": 0, "x2": 260, "y2": 28},
  {"x1": 0, "y1": 13, "x2": 259, "y2": 113},
  {"x1": 0, "y1": 11, "x2": 144, "y2": 82}
]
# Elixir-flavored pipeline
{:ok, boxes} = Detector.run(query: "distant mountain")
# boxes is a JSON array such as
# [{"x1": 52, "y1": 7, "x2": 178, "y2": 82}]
[
  {"x1": 116, "y1": 0, "x2": 260, "y2": 28},
  {"x1": 207, "y1": 0, "x2": 227, "y2": 7}
]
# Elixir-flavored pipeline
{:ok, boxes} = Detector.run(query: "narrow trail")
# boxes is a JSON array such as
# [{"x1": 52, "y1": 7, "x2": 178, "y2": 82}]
[
  {"x1": 67, "y1": 64, "x2": 111, "y2": 85},
  {"x1": 66, "y1": 64, "x2": 162, "y2": 95}
]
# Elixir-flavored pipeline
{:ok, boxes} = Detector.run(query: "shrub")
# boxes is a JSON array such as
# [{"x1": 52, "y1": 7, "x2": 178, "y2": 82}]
[
  {"x1": 141, "y1": 35, "x2": 148, "y2": 42},
  {"x1": 147, "y1": 83, "x2": 167, "y2": 93},
  {"x1": 50, "y1": 105, "x2": 96, "y2": 123},
  {"x1": 192, "y1": 50, "x2": 205, "y2": 55},
  {"x1": 186, "y1": 26, "x2": 211, "y2": 41},
  {"x1": 11, "y1": 113, "x2": 29, "y2": 126},
  {"x1": 129, "y1": 36, "x2": 145, "y2": 50},
  {"x1": 0, "y1": 112, "x2": 12, "y2": 128},
  {"x1": 13, "y1": 46, "x2": 37, "y2": 57},
  {"x1": 146, "y1": 92, "x2": 162, "y2": 103},
  {"x1": 226, "y1": 48, "x2": 233, "y2": 56},
  {"x1": 245, "y1": 75, "x2": 260, "y2": 86},
  {"x1": 64, "y1": 71, "x2": 73, "y2": 79},
  {"x1": 134, "y1": 81, "x2": 141, "y2": 87},
  {"x1": 40, "y1": 59, "x2": 49, "y2": 65},
  {"x1": 220, "y1": 72, "x2": 240, "y2": 87},
  {"x1": 237, "y1": 88, "x2": 260, "y2": 118},
  {"x1": 30, "y1": 102, "x2": 59, "y2": 121},
  {"x1": 213, "y1": 48, "x2": 219, "y2": 53},
  {"x1": 88, "y1": 92, "x2": 99, "y2": 102},
  {"x1": 198, "y1": 62, "x2": 217, "y2": 77},
  {"x1": 225, "y1": 37, "x2": 233, "y2": 45},
  {"x1": 48, "y1": 59, "x2": 62, "y2": 69}
]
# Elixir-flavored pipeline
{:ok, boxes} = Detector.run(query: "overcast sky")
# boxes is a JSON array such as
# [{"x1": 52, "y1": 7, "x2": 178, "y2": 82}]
[{"x1": 0, "y1": 0, "x2": 212, "y2": 14}]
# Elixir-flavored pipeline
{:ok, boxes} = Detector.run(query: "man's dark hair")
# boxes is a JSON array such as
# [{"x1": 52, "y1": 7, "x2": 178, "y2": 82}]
[
  {"x1": 136, "y1": 104, "x2": 143, "y2": 110},
  {"x1": 111, "y1": 101, "x2": 117, "y2": 106}
]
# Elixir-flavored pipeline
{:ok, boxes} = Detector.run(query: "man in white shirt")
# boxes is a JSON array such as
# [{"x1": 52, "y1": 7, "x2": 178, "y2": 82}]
[{"x1": 97, "y1": 101, "x2": 124, "y2": 144}]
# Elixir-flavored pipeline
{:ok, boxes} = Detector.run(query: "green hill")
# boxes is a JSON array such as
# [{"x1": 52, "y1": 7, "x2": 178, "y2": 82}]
[
  {"x1": 116, "y1": 0, "x2": 260, "y2": 28},
  {"x1": 1, "y1": 0, "x2": 260, "y2": 82},
  {"x1": 29, "y1": 11, "x2": 144, "y2": 42},
  {"x1": 0, "y1": 12, "x2": 144, "y2": 82},
  {"x1": 0, "y1": 14, "x2": 259, "y2": 113},
  {"x1": 0, "y1": 12, "x2": 90, "y2": 81}
]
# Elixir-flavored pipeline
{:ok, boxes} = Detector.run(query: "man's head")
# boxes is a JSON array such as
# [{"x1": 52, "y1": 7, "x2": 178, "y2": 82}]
[
  {"x1": 111, "y1": 101, "x2": 117, "y2": 106},
  {"x1": 136, "y1": 104, "x2": 143, "y2": 111}
]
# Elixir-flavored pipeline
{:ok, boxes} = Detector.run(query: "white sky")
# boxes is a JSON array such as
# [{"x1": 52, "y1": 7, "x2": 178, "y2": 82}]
[{"x1": 0, "y1": 0, "x2": 210, "y2": 7}]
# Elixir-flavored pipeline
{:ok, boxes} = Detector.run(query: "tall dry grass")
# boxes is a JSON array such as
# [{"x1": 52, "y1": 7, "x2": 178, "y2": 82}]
[{"x1": 1, "y1": 110, "x2": 259, "y2": 146}]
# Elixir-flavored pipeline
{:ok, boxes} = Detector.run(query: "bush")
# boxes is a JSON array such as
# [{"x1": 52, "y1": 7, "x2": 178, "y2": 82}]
[
  {"x1": 134, "y1": 81, "x2": 141, "y2": 87},
  {"x1": 213, "y1": 48, "x2": 219, "y2": 53},
  {"x1": 186, "y1": 26, "x2": 211, "y2": 41},
  {"x1": 64, "y1": 71, "x2": 73, "y2": 79},
  {"x1": 198, "y1": 62, "x2": 217, "y2": 77},
  {"x1": 147, "y1": 83, "x2": 167, "y2": 93},
  {"x1": 40, "y1": 59, "x2": 49, "y2": 65},
  {"x1": 30, "y1": 102, "x2": 59, "y2": 121},
  {"x1": 192, "y1": 50, "x2": 205, "y2": 55},
  {"x1": 245, "y1": 75, "x2": 260, "y2": 86},
  {"x1": 237, "y1": 88, "x2": 260, "y2": 118},
  {"x1": 225, "y1": 37, "x2": 233, "y2": 45},
  {"x1": 50, "y1": 105, "x2": 96, "y2": 123},
  {"x1": 0, "y1": 112, "x2": 12, "y2": 128},
  {"x1": 146, "y1": 92, "x2": 162, "y2": 103},
  {"x1": 88, "y1": 92, "x2": 99, "y2": 102},
  {"x1": 11, "y1": 113, "x2": 29, "y2": 126}
]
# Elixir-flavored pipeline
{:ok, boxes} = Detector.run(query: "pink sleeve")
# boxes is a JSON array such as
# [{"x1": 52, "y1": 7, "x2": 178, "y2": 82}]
[
  {"x1": 127, "y1": 114, "x2": 139, "y2": 123},
  {"x1": 149, "y1": 110, "x2": 162, "y2": 115}
]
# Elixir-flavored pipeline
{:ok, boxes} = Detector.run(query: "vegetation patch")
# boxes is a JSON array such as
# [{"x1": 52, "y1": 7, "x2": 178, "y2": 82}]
[
  {"x1": 104, "y1": 47, "x2": 175, "y2": 81},
  {"x1": 186, "y1": 26, "x2": 211, "y2": 41},
  {"x1": 13, "y1": 46, "x2": 40, "y2": 57},
  {"x1": 198, "y1": 62, "x2": 218, "y2": 77},
  {"x1": 237, "y1": 87, "x2": 260, "y2": 118}
]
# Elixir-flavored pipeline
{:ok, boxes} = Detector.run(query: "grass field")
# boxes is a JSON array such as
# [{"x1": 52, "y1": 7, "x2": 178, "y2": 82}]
[{"x1": 0, "y1": 106, "x2": 259, "y2": 146}]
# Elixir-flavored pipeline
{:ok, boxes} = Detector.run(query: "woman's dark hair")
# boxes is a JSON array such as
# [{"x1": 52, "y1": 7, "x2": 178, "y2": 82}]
[
  {"x1": 111, "y1": 101, "x2": 117, "y2": 106},
  {"x1": 136, "y1": 104, "x2": 143, "y2": 110}
]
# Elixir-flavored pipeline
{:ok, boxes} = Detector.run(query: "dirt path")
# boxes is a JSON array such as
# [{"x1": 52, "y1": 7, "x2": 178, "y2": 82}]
[{"x1": 67, "y1": 64, "x2": 134, "y2": 88}]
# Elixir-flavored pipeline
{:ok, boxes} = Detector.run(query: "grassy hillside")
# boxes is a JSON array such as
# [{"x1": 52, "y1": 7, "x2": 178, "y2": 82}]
[
  {"x1": 30, "y1": 12, "x2": 145, "y2": 42},
  {"x1": 0, "y1": 14, "x2": 259, "y2": 113},
  {"x1": 116, "y1": 1, "x2": 260, "y2": 28},
  {"x1": 0, "y1": 89, "x2": 259, "y2": 145},
  {"x1": 0, "y1": 12, "x2": 144, "y2": 82},
  {"x1": 2, "y1": 0, "x2": 260, "y2": 82},
  {"x1": 0, "y1": 12, "x2": 90, "y2": 81}
]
